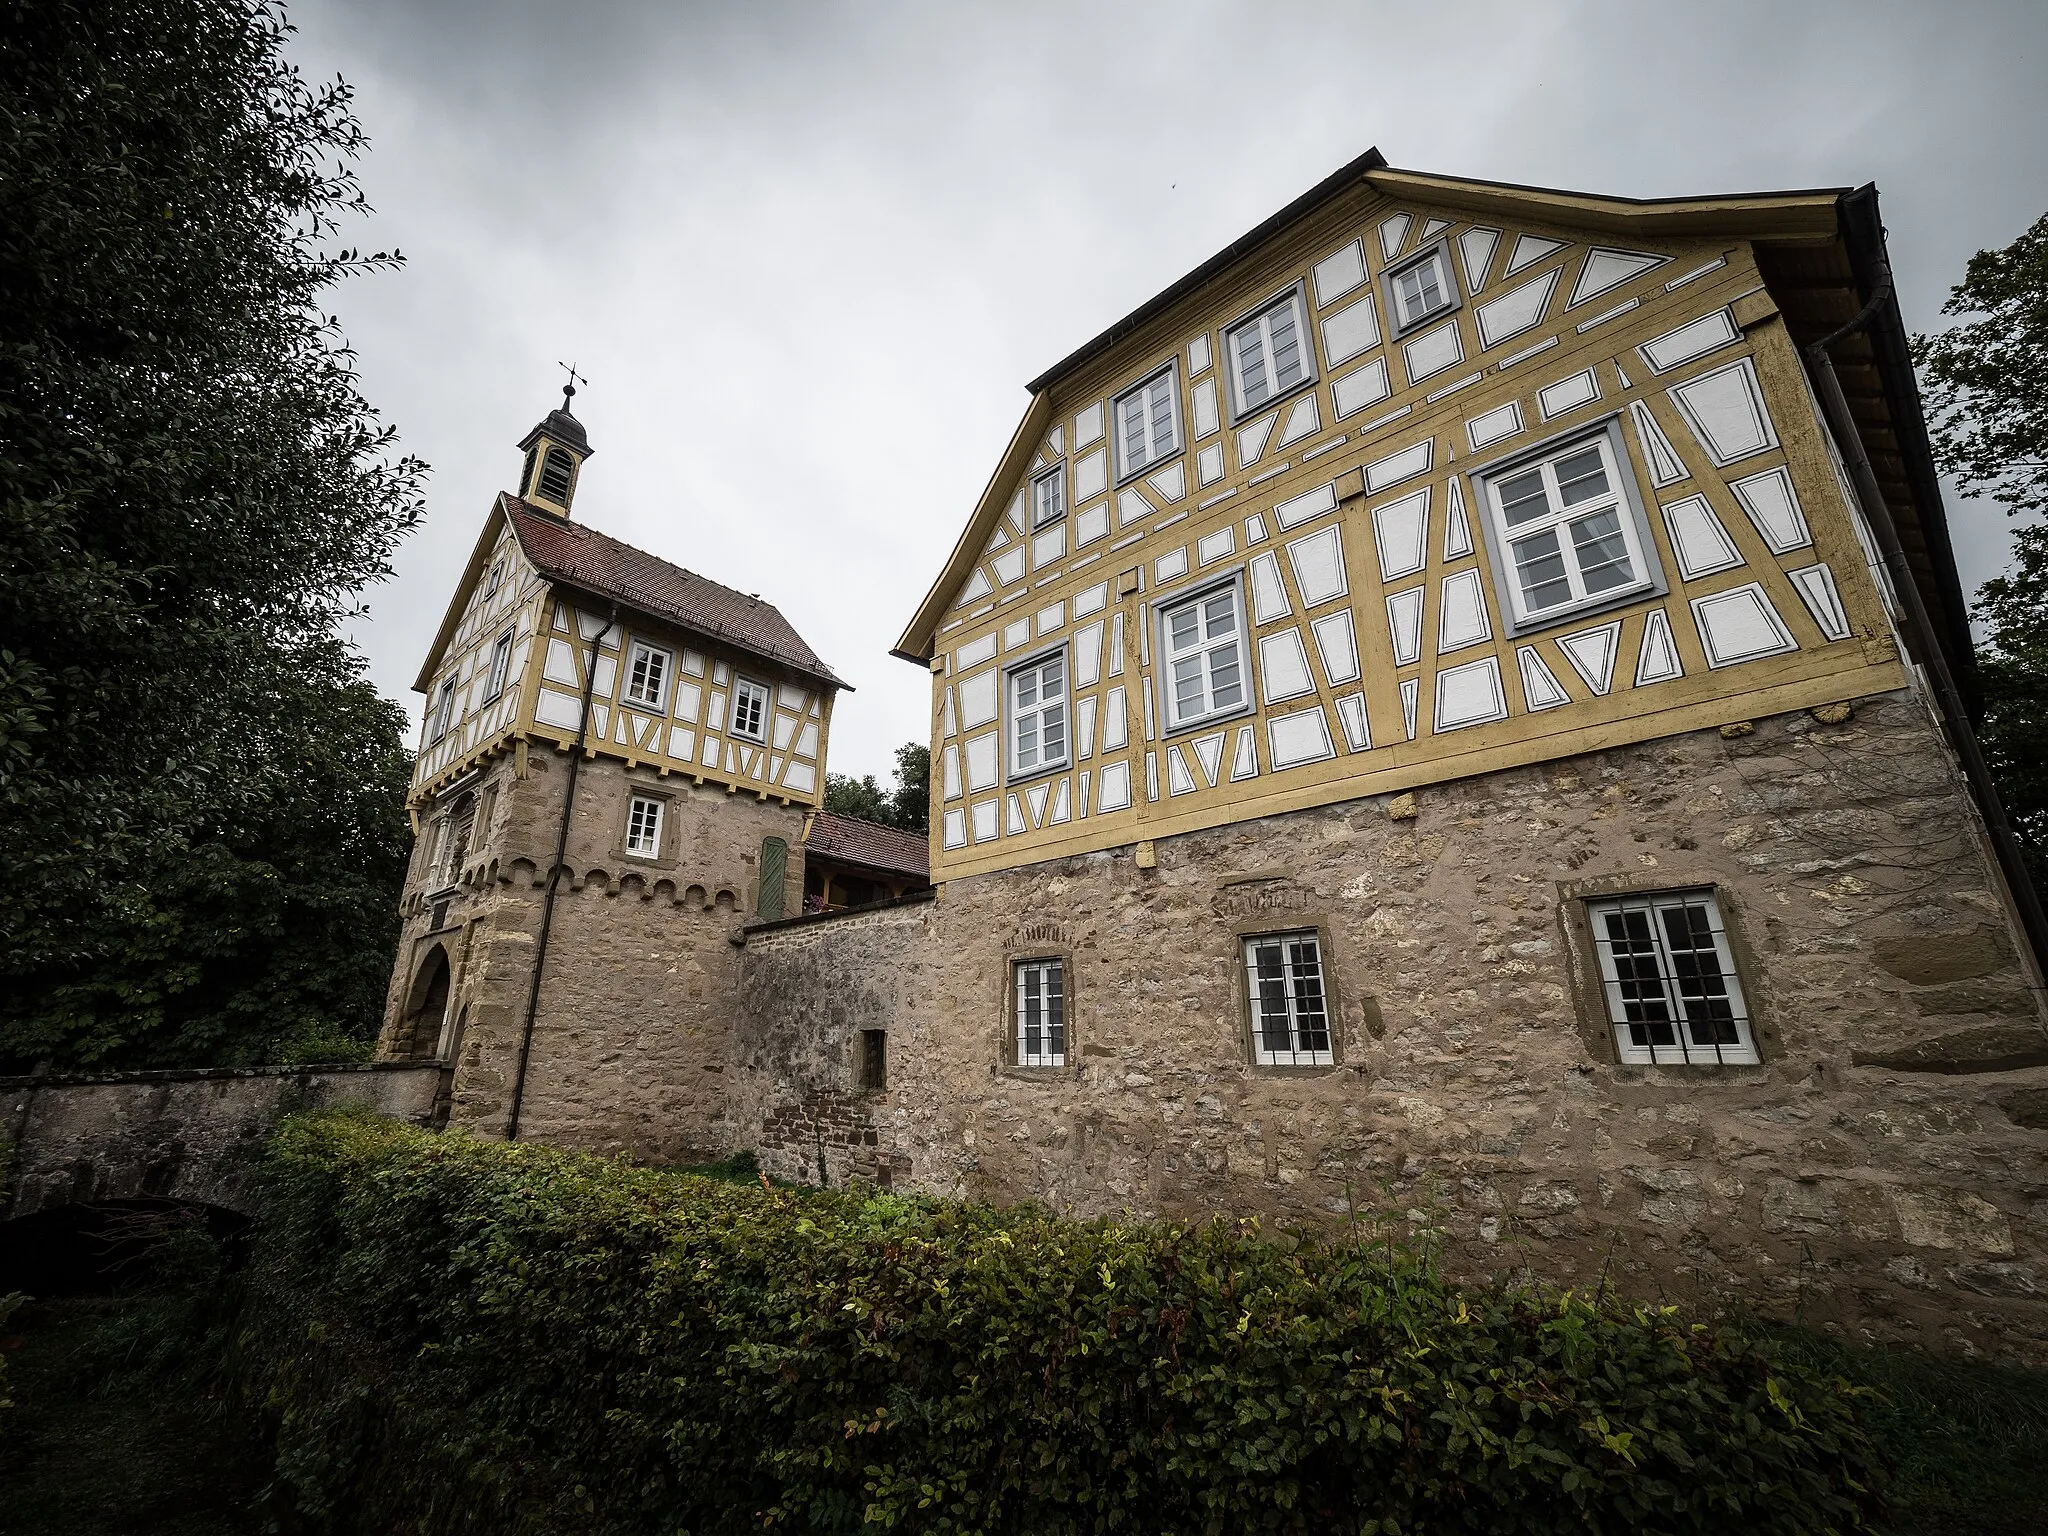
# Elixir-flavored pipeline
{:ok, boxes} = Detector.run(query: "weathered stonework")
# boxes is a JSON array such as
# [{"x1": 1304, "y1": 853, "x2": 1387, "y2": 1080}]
[{"x1": 731, "y1": 691, "x2": 2048, "y2": 1358}]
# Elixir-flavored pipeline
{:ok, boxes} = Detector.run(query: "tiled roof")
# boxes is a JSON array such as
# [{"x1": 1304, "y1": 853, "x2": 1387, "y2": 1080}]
[
  {"x1": 804, "y1": 812, "x2": 930, "y2": 882},
  {"x1": 505, "y1": 498, "x2": 844, "y2": 688}
]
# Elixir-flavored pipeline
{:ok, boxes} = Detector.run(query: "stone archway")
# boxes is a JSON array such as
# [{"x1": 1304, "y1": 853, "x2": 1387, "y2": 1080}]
[{"x1": 402, "y1": 945, "x2": 452, "y2": 1062}]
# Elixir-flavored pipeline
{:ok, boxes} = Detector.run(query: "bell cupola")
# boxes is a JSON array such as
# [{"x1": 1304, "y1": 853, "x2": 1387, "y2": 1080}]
[{"x1": 517, "y1": 382, "x2": 593, "y2": 518}]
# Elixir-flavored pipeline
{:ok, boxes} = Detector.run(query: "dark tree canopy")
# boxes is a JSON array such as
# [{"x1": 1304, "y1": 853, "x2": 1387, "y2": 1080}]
[
  {"x1": 0, "y1": 0, "x2": 423, "y2": 1069},
  {"x1": 1916, "y1": 212, "x2": 2048, "y2": 882},
  {"x1": 823, "y1": 740, "x2": 929, "y2": 833}
]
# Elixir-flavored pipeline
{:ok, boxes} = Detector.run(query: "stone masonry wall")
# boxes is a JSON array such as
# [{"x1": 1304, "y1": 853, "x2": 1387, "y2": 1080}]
[
  {"x1": 381, "y1": 744, "x2": 808, "y2": 1163},
  {"x1": 733, "y1": 689, "x2": 2048, "y2": 1359}
]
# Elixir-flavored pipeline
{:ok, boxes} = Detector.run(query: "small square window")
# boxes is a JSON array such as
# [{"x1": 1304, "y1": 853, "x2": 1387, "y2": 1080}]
[
  {"x1": 1114, "y1": 365, "x2": 1181, "y2": 480},
  {"x1": 624, "y1": 641, "x2": 671, "y2": 709},
  {"x1": 624, "y1": 794, "x2": 664, "y2": 858},
  {"x1": 1587, "y1": 889, "x2": 1758, "y2": 1065},
  {"x1": 1158, "y1": 580, "x2": 1247, "y2": 732},
  {"x1": 484, "y1": 631, "x2": 514, "y2": 701},
  {"x1": 1225, "y1": 286, "x2": 1315, "y2": 420},
  {"x1": 1243, "y1": 932, "x2": 1333, "y2": 1067},
  {"x1": 730, "y1": 677, "x2": 770, "y2": 742},
  {"x1": 1475, "y1": 423, "x2": 1661, "y2": 628},
  {"x1": 1031, "y1": 465, "x2": 1066, "y2": 528},
  {"x1": 1383, "y1": 241, "x2": 1459, "y2": 336},
  {"x1": 1014, "y1": 958, "x2": 1065, "y2": 1067},
  {"x1": 1008, "y1": 651, "x2": 1067, "y2": 778}
]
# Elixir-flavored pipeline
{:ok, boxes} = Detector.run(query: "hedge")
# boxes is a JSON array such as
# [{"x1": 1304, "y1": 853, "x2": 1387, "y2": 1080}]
[{"x1": 233, "y1": 1111, "x2": 1880, "y2": 1534}]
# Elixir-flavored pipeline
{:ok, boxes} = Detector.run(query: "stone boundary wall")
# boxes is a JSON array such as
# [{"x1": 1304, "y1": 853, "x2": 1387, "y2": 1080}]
[
  {"x1": 2, "y1": 1062, "x2": 444, "y2": 1220},
  {"x1": 729, "y1": 899, "x2": 938, "y2": 1187}
]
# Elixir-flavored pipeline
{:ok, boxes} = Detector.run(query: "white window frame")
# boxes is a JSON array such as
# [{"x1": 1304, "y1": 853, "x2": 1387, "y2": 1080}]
[
  {"x1": 1031, "y1": 464, "x2": 1066, "y2": 528},
  {"x1": 1242, "y1": 931, "x2": 1334, "y2": 1067},
  {"x1": 1472, "y1": 418, "x2": 1663, "y2": 632},
  {"x1": 1006, "y1": 648, "x2": 1068, "y2": 780},
  {"x1": 623, "y1": 640, "x2": 672, "y2": 710},
  {"x1": 483, "y1": 630, "x2": 515, "y2": 702},
  {"x1": 428, "y1": 679, "x2": 457, "y2": 743},
  {"x1": 1156, "y1": 576, "x2": 1250, "y2": 734},
  {"x1": 482, "y1": 558, "x2": 504, "y2": 600},
  {"x1": 1013, "y1": 957, "x2": 1066, "y2": 1068},
  {"x1": 624, "y1": 794, "x2": 665, "y2": 859},
  {"x1": 1225, "y1": 283, "x2": 1317, "y2": 422},
  {"x1": 1382, "y1": 239, "x2": 1460, "y2": 336},
  {"x1": 1114, "y1": 363, "x2": 1181, "y2": 482},
  {"x1": 729, "y1": 675, "x2": 771, "y2": 742},
  {"x1": 1586, "y1": 889, "x2": 1759, "y2": 1066}
]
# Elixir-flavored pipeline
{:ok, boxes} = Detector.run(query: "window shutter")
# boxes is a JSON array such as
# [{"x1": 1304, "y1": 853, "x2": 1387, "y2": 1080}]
[{"x1": 757, "y1": 836, "x2": 788, "y2": 919}]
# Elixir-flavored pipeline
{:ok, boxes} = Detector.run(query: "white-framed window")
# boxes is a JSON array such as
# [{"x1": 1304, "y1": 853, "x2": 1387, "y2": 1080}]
[
  {"x1": 730, "y1": 676, "x2": 770, "y2": 741},
  {"x1": 624, "y1": 640, "x2": 671, "y2": 709},
  {"x1": 428, "y1": 679, "x2": 457, "y2": 742},
  {"x1": 624, "y1": 794, "x2": 665, "y2": 858},
  {"x1": 483, "y1": 630, "x2": 514, "y2": 701},
  {"x1": 1226, "y1": 285, "x2": 1314, "y2": 419},
  {"x1": 1158, "y1": 580, "x2": 1247, "y2": 731},
  {"x1": 1384, "y1": 241, "x2": 1459, "y2": 335},
  {"x1": 1031, "y1": 464, "x2": 1066, "y2": 528},
  {"x1": 482, "y1": 558, "x2": 504, "y2": 600},
  {"x1": 1243, "y1": 932, "x2": 1333, "y2": 1067},
  {"x1": 1115, "y1": 365, "x2": 1180, "y2": 480},
  {"x1": 1014, "y1": 957, "x2": 1066, "y2": 1067},
  {"x1": 1588, "y1": 889, "x2": 1758, "y2": 1066},
  {"x1": 1007, "y1": 651, "x2": 1067, "y2": 777},
  {"x1": 1476, "y1": 422, "x2": 1658, "y2": 628}
]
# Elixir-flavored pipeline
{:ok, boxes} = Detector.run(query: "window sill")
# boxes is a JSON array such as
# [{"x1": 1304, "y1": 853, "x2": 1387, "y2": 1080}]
[
  {"x1": 1114, "y1": 451, "x2": 1182, "y2": 489},
  {"x1": 1504, "y1": 578, "x2": 1665, "y2": 638},
  {"x1": 1386, "y1": 304, "x2": 1460, "y2": 341},
  {"x1": 1004, "y1": 758, "x2": 1072, "y2": 791},
  {"x1": 1159, "y1": 698, "x2": 1255, "y2": 742},
  {"x1": 1249, "y1": 1059, "x2": 1342, "y2": 1076},
  {"x1": 1000, "y1": 1061, "x2": 1077, "y2": 1080}
]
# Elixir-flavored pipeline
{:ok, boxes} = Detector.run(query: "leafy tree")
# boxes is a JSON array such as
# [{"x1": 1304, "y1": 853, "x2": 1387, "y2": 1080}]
[
  {"x1": 1916, "y1": 212, "x2": 2048, "y2": 881},
  {"x1": 0, "y1": 0, "x2": 423, "y2": 1069},
  {"x1": 821, "y1": 741, "x2": 930, "y2": 833}
]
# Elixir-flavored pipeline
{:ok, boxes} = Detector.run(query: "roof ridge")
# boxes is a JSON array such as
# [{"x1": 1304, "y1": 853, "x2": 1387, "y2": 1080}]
[{"x1": 506, "y1": 495, "x2": 782, "y2": 617}]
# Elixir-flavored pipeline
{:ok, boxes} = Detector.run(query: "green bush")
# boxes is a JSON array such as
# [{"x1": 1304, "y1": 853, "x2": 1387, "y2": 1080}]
[{"x1": 235, "y1": 1111, "x2": 1880, "y2": 1534}]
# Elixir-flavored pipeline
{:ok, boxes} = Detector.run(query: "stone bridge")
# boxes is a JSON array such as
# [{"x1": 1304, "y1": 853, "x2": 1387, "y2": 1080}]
[{"x1": 2, "y1": 1062, "x2": 445, "y2": 1223}]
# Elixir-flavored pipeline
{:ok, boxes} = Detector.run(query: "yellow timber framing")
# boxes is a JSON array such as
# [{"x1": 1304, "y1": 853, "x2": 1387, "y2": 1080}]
[{"x1": 908, "y1": 159, "x2": 1916, "y2": 882}]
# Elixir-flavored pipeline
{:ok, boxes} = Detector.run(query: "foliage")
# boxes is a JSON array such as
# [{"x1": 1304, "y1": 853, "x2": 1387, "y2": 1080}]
[
  {"x1": 0, "y1": 0, "x2": 424, "y2": 1070},
  {"x1": 231, "y1": 1110, "x2": 1882, "y2": 1535},
  {"x1": 1765, "y1": 1325, "x2": 2048, "y2": 1535},
  {"x1": 824, "y1": 739, "x2": 929, "y2": 833},
  {"x1": 1914, "y1": 211, "x2": 2048, "y2": 882}
]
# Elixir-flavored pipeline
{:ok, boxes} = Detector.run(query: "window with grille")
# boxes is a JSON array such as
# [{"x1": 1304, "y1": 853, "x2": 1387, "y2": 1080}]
[
  {"x1": 1385, "y1": 243, "x2": 1458, "y2": 335},
  {"x1": 1587, "y1": 889, "x2": 1758, "y2": 1065},
  {"x1": 1114, "y1": 366, "x2": 1180, "y2": 479},
  {"x1": 1243, "y1": 932, "x2": 1333, "y2": 1066},
  {"x1": 1477, "y1": 424, "x2": 1657, "y2": 627},
  {"x1": 1226, "y1": 286, "x2": 1313, "y2": 419},
  {"x1": 1159, "y1": 580, "x2": 1247, "y2": 731},
  {"x1": 624, "y1": 641, "x2": 671, "y2": 709},
  {"x1": 625, "y1": 794, "x2": 664, "y2": 857},
  {"x1": 537, "y1": 446, "x2": 576, "y2": 503},
  {"x1": 484, "y1": 631, "x2": 514, "y2": 701},
  {"x1": 730, "y1": 677, "x2": 770, "y2": 741},
  {"x1": 1008, "y1": 651, "x2": 1067, "y2": 777},
  {"x1": 1014, "y1": 958, "x2": 1065, "y2": 1067},
  {"x1": 1031, "y1": 465, "x2": 1066, "y2": 528},
  {"x1": 429, "y1": 679, "x2": 457, "y2": 742}
]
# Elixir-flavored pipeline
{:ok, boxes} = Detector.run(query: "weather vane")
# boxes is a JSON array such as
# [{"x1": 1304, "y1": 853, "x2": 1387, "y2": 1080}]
[{"x1": 556, "y1": 360, "x2": 587, "y2": 407}]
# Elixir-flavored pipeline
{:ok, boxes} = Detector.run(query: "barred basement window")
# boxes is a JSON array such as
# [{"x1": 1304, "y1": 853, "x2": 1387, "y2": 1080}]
[
  {"x1": 1014, "y1": 958, "x2": 1065, "y2": 1067},
  {"x1": 1587, "y1": 889, "x2": 1759, "y2": 1065},
  {"x1": 1243, "y1": 931, "x2": 1333, "y2": 1067},
  {"x1": 624, "y1": 794, "x2": 664, "y2": 858}
]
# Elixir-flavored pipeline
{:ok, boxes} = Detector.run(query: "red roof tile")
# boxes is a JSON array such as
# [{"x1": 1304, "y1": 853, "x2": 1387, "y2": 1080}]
[
  {"x1": 505, "y1": 498, "x2": 843, "y2": 688},
  {"x1": 804, "y1": 812, "x2": 930, "y2": 882}
]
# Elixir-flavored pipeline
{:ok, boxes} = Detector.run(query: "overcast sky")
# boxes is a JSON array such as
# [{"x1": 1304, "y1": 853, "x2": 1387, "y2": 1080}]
[{"x1": 295, "y1": 0, "x2": 2048, "y2": 783}]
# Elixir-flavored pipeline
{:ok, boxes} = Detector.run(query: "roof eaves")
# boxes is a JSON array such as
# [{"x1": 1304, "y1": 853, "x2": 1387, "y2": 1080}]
[{"x1": 412, "y1": 497, "x2": 513, "y2": 694}]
